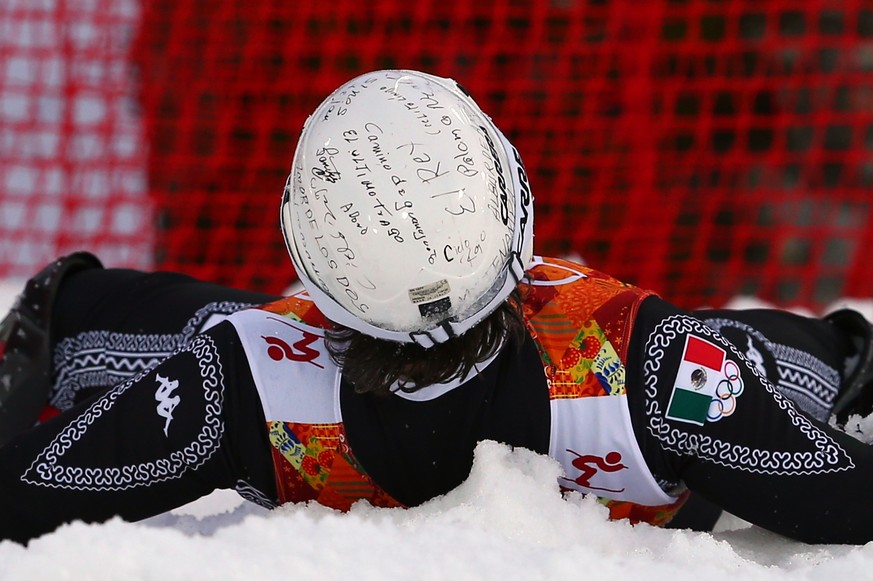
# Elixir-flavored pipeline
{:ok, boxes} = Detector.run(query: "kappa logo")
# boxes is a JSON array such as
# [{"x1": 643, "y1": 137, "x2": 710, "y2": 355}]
[
  {"x1": 22, "y1": 335, "x2": 225, "y2": 492},
  {"x1": 745, "y1": 334, "x2": 768, "y2": 378},
  {"x1": 155, "y1": 374, "x2": 181, "y2": 436},
  {"x1": 561, "y1": 449, "x2": 628, "y2": 494}
]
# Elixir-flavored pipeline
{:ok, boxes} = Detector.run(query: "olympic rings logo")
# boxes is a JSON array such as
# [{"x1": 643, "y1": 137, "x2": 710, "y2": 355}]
[{"x1": 707, "y1": 359, "x2": 744, "y2": 422}]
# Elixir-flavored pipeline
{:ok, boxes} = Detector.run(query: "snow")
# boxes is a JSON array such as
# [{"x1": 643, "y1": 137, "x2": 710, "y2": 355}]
[{"x1": 3, "y1": 283, "x2": 873, "y2": 579}]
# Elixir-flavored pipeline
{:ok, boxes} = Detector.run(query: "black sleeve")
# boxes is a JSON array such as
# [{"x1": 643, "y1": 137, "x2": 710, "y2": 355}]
[
  {"x1": 693, "y1": 307, "x2": 853, "y2": 422},
  {"x1": 49, "y1": 267, "x2": 280, "y2": 409},
  {"x1": 0, "y1": 321, "x2": 276, "y2": 545},
  {"x1": 627, "y1": 297, "x2": 873, "y2": 544}
]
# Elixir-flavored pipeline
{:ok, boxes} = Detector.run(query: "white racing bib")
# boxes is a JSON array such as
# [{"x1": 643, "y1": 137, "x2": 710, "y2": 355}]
[
  {"x1": 551, "y1": 394, "x2": 673, "y2": 506},
  {"x1": 228, "y1": 308, "x2": 342, "y2": 424}
]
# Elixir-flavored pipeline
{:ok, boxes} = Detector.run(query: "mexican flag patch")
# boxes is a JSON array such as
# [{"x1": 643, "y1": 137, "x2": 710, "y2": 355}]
[{"x1": 666, "y1": 334, "x2": 739, "y2": 426}]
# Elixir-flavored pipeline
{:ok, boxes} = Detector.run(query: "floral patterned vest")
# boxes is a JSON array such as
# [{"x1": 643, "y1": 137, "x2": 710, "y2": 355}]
[{"x1": 227, "y1": 257, "x2": 688, "y2": 524}]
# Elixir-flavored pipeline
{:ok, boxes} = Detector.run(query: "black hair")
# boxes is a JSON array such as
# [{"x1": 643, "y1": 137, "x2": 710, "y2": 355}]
[{"x1": 325, "y1": 289, "x2": 526, "y2": 396}]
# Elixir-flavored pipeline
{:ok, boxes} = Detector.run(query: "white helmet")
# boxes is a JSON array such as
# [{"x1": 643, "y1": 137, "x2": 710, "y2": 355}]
[{"x1": 281, "y1": 70, "x2": 534, "y2": 348}]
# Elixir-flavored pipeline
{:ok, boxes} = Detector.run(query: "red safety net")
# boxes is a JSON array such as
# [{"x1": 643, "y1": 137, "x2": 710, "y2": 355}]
[
  {"x1": 5, "y1": 0, "x2": 873, "y2": 311},
  {"x1": 0, "y1": 0, "x2": 151, "y2": 276}
]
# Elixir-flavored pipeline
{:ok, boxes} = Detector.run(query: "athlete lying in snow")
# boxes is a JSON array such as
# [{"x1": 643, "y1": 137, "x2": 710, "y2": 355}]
[{"x1": 2, "y1": 69, "x2": 873, "y2": 545}]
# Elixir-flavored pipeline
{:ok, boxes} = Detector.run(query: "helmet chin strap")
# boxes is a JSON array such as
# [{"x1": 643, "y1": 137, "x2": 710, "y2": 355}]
[{"x1": 409, "y1": 322, "x2": 454, "y2": 348}]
